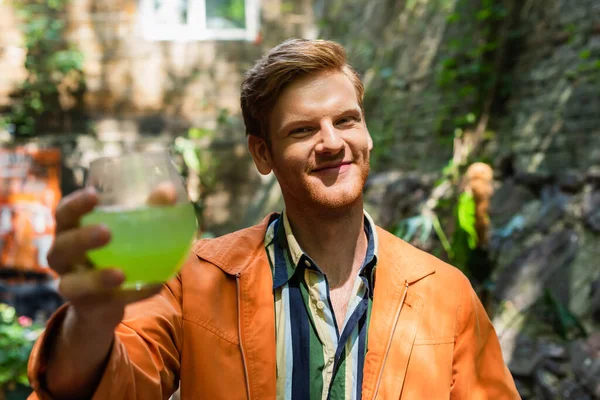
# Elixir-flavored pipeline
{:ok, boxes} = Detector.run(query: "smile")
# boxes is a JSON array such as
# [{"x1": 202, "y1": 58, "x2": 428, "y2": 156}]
[{"x1": 312, "y1": 161, "x2": 353, "y2": 174}]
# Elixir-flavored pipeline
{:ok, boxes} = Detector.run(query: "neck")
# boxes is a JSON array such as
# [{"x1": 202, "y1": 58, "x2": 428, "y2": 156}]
[{"x1": 284, "y1": 198, "x2": 367, "y2": 288}]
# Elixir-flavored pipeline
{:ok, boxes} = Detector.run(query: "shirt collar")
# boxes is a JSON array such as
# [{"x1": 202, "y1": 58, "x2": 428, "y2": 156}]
[{"x1": 271, "y1": 210, "x2": 379, "y2": 292}]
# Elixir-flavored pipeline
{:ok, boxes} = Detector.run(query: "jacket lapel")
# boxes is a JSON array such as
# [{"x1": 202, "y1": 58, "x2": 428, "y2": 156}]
[
  {"x1": 362, "y1": 228, "x2": 433, "y2": 400},
  {"x1": 195, "y1": 214, "x2": 278, "y2": 399},
  {"x1": 237, "y1": 249, "x2": 277, "y2": 399}
]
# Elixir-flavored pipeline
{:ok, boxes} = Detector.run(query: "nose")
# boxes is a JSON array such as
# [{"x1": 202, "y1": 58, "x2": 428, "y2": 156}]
[{"x1": 316, "y1": 121, "x2": 344, "y2": 154}]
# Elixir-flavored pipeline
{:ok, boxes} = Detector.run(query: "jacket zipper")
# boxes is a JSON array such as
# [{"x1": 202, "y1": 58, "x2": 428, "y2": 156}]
[
  {"x1": 371, "y1": 281, "x2": 409, "y2": 400},
  {"x1": 236, "y1": 273, "x2": 252, "y2": 400}
]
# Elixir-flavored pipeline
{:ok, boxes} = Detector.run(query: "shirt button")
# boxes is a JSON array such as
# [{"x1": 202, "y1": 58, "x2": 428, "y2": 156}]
[
  {"x1": 304, "y1": 259, "x2": 311, "y2": 267},
  {"x1": 316, "y1": 300, "x2": 325, "y2": 310}
]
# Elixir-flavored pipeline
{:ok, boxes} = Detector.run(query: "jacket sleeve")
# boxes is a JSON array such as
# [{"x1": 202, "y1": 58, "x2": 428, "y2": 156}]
[
  {"x1": 27, "y1": 264, "x2": 186, "y2": 400},
  {"x1": 450, "y1": 279, "x2": 521, "y2": 400}
]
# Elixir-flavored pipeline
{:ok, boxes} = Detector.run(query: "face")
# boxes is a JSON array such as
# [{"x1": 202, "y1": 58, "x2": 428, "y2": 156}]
[{"x1": 248, "y1": 70, "x2": 373, "y2": 212}]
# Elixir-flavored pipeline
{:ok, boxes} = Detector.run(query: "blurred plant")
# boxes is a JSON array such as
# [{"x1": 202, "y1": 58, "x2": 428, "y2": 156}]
[
  {"x1": 542, "y1": 290, "x2": 587, "y2": 341},
  {"x1": 2, "y1": 0, "x2": 86, "y2": 137},
  {"x1": 395, "y1": 160, "x2": 496, "y2": 282},
  {"x1": 393, "y1": 0, "x2": 516, "y2": 281},
  {"x1": 173, "y1": 128, "x2": 219, "y2": 223},
  {"x1": 206, "y1": 0, "x2": 245, "y2": 28},
  {"x1": 0, "y1": 304, "x2": 43, "y2": 393}
]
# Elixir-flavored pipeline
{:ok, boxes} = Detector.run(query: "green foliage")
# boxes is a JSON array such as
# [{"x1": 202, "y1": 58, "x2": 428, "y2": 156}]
[
  {"x1": 173, "y1": 135, "x2": 218, "y2": 191},
  {"x1": 394, "y1": 160, "x2": 489, "y2": 276},
  {"x1": 542, "y1": 290, "x2": 587, "y2": 341},
  {"x1": 0, "y1": 304, "x2": 43, "y2": 390},
  {"x1": 579, "y1": 49, "x2": 591, "y2": 60},
  {"x1": 4, "y1": 0, "x2": 85, "y2": 137},
  {"x1": 436, "y1": 0, "x2": 508, "y2": 135},
  {"x1": 456, "y1": 192, "x2": 478, "y2": 249},
  {"x1": 206, "y1": 0, "x2": 246, "y2": 28},
  {"x1": 173, "y1": 126, "x2": 220, "y2": 212},
  {"x1": 449, "y1": 192, "x2": 478, "y2": 272}
]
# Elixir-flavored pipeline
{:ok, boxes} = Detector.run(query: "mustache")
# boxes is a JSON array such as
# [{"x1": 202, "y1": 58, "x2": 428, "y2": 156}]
[{"x1": 310, "y1": 158, "x2": 354, "y2": 171}]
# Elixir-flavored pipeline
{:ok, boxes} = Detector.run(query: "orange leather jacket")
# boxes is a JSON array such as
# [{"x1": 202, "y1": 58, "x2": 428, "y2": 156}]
[{"x1": 28, "y1": 214, "x2": 520, "y2": 399}]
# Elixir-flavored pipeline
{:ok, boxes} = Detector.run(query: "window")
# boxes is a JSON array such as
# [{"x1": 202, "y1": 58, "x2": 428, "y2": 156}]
[{"x1": 139, "y1": 0, "x2": 259, "y2": 41}]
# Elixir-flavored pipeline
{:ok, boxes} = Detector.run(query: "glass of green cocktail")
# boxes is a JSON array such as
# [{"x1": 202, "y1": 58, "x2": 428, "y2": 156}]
[{"x1": 81, "y1": 151, "x2": 197, "y2": 289}]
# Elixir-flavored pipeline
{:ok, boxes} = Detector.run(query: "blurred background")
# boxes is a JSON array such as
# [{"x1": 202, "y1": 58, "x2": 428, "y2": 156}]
[{"x1": 0, "y1": 0, "x2": 599, "y2": 399}]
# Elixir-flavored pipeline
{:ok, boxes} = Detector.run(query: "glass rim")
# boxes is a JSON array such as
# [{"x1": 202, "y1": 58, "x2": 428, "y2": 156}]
[{"x1": 89, "y1": 150, "x2": 172, "y2": 169}]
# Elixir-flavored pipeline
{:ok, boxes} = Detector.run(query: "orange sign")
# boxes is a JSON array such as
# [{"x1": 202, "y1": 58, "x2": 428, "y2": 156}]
[{"x1": 0, "y1": 147, "x2": 61, "y2": 274}]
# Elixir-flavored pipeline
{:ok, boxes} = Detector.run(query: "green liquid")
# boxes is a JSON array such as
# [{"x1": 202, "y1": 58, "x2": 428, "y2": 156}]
[{"x1": 82, "y1": 204, "x2": 197, "y2": 288}]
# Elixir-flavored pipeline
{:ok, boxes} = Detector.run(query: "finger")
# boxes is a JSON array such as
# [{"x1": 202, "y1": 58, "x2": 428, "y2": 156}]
[
  {"x1": 58, "y1": 268, "x2": 125, "y2": 301},
  {"x1": 71, "y1": 284, "x2": 163, "y2": 310},
  {"x1": 55, "y1": 188, "x2": 98, "y2": 232},
  {"x1": 47, "y1": 225, "x2": 111, "y2": 274},
  {"x1": 146, "y1": 182, "x2": 178, "y2": 206},
  {"x1": 118, "y1": 284, "x2": 164, "y2": 305}
]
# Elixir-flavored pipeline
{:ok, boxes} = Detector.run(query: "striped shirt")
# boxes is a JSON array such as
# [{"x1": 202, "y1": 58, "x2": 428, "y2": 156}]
[{"x1": 265, "y1": 211, "x2": 378, "y2": 400}]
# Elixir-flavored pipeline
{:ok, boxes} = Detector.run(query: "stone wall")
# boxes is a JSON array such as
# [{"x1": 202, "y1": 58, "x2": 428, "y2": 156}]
[
  {"x1": 321, "y1": 1, "x2": 600, "y2": 396},
  {"x1": 319, "y1": 0, "x2": 459, "y2": 173},
  {"x1": 319, "y1": 0, "x2": 600, "y2": 177},
  {"x1": 497, "y1": 0, "x2": 600, "y2": 177}
]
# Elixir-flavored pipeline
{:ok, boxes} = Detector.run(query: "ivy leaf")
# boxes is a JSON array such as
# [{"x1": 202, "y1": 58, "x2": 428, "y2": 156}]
[{"x1": 457, "y1": 192, "x2": 478, "y2": 249}]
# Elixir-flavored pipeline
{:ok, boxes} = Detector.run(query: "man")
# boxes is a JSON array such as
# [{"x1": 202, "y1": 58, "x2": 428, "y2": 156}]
[{"x1": 28, "y1": 39, "x2": 519, "y2": 399}]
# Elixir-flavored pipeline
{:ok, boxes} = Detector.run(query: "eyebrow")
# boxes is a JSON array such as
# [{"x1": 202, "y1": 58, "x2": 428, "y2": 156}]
[{"x1": 277, "y1": 107, "x2": 362, "y2": 136}]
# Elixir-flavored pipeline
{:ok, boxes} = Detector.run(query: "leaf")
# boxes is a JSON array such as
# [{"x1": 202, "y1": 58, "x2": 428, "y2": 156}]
[
  {"x1": 476, "y1": 9, "x2": 492, "y2": 21},
  {"x1": 394, "y1": 216, "x2": 423, "y2": 242},
  {"x1": 543, "y1": 289, "x2": 587, "y2": 340},
  {"x1": 446, "y1": 13, "x2": 460, "y2": 23},
  {"x1": 188, "y1": 127, "x2": 212, "y2": 139},
  {"x1": 457, "y1": 192, "x2": 478, "y2": 249},
  {"x1": 579, "y1": 49, "x2": 591, "y2": 60}
]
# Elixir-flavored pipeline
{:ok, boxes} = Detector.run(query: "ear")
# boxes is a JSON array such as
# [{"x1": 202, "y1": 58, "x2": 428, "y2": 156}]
[
  {"x1": 247, "y1": 135, "x2": 273, "y2": 175},
  {"x1": 366, "y1": 128, "x2": 373, "y2": 152}
]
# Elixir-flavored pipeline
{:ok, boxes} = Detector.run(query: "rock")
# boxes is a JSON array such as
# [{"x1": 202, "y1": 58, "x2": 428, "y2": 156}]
[
  {"x1": 364, "y1": 172, "x2": 431, "y2": 229},
  {"x1": 534, "y1": 366, "x2": 560, "y2": 399},
  {"x1": 557, "y1": 379, "x2": 592, "y2": 400},
  {"x1": 510, "y1": 335, "x2": 543, "y2": 377},
  {"x1": 557, "y1": 169, "x2": 585, "y2": 193},
  {"x1": 569, "y1": 333, "x2": 600, "y2": 397},
  {"x1": 535, "y1": 189, "x2": 567, "y2": 233},
  {"x1": 515, "y1": 171, "x2": 553, "y2": 193},
  {"x1": 566, "y1": 229, "x2": 600, "y2": 319},
  {"x1": 490, "y1": 179, "x2": 536, "y2": 227},
  {"x1": 592, "y1": 278, "x2": 600, "y2": 323},
  {"x1": 541, "y1": 359, "x2": 568, "y2": 378},
  {"x1": 494, "y1": 229, "x2": 579, "y2": 312},
  {"x1": 582, "y1": 188, "x2": 600, "y2": 232},
  {"x1": 514, "y1": 378, "x2": 534, "y2": 400},
  {"x1": 586, "y1": 166, "x2": 600, "y2": 184},
  {"x1": 538, "y1": 338, "x2": 568, "y2": 361}
]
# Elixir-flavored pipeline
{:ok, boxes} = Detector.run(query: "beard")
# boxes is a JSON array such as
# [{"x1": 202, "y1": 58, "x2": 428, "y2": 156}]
[{"x1": 274, "y1": 153, "x2": 371, "y2": 215}]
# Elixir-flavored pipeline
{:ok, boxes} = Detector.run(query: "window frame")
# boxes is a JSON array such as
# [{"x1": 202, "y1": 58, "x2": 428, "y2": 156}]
[{"x1": 139, "y1": 0, "x2": 260, "y2": 41}]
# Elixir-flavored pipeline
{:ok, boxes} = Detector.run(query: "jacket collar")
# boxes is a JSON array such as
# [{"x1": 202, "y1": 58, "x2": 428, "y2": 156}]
[
  {"x1": 193, "y1": 213, "x2": 437, "y2": 282},
  {"x1": 193, "y1": 213, "x2": 278, "y2": 276}
]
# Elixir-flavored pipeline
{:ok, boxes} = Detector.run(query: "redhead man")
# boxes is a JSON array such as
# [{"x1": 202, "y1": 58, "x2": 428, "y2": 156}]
[{"x1": 28, "y1": 39, "x2": 519, "y2": 399}]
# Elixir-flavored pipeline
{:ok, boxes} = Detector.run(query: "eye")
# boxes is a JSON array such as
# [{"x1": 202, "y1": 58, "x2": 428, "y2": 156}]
[
  {"x1": 336, "y1": 116, "x2": 359, "y2": 127},
  {"x1": 289, "y1": 126, "x2": 314, "y2": 136}
]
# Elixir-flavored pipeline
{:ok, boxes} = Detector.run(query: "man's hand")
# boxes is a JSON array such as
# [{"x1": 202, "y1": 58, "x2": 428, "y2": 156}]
[{"x1": 43, "y1": 183, "x2": 177, "y2": 398}]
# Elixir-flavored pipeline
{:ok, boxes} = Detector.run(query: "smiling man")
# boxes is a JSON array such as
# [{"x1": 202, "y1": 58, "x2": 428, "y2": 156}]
[{"x1": 28, "y1": 39, "x2": 519, "y2": 399}]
